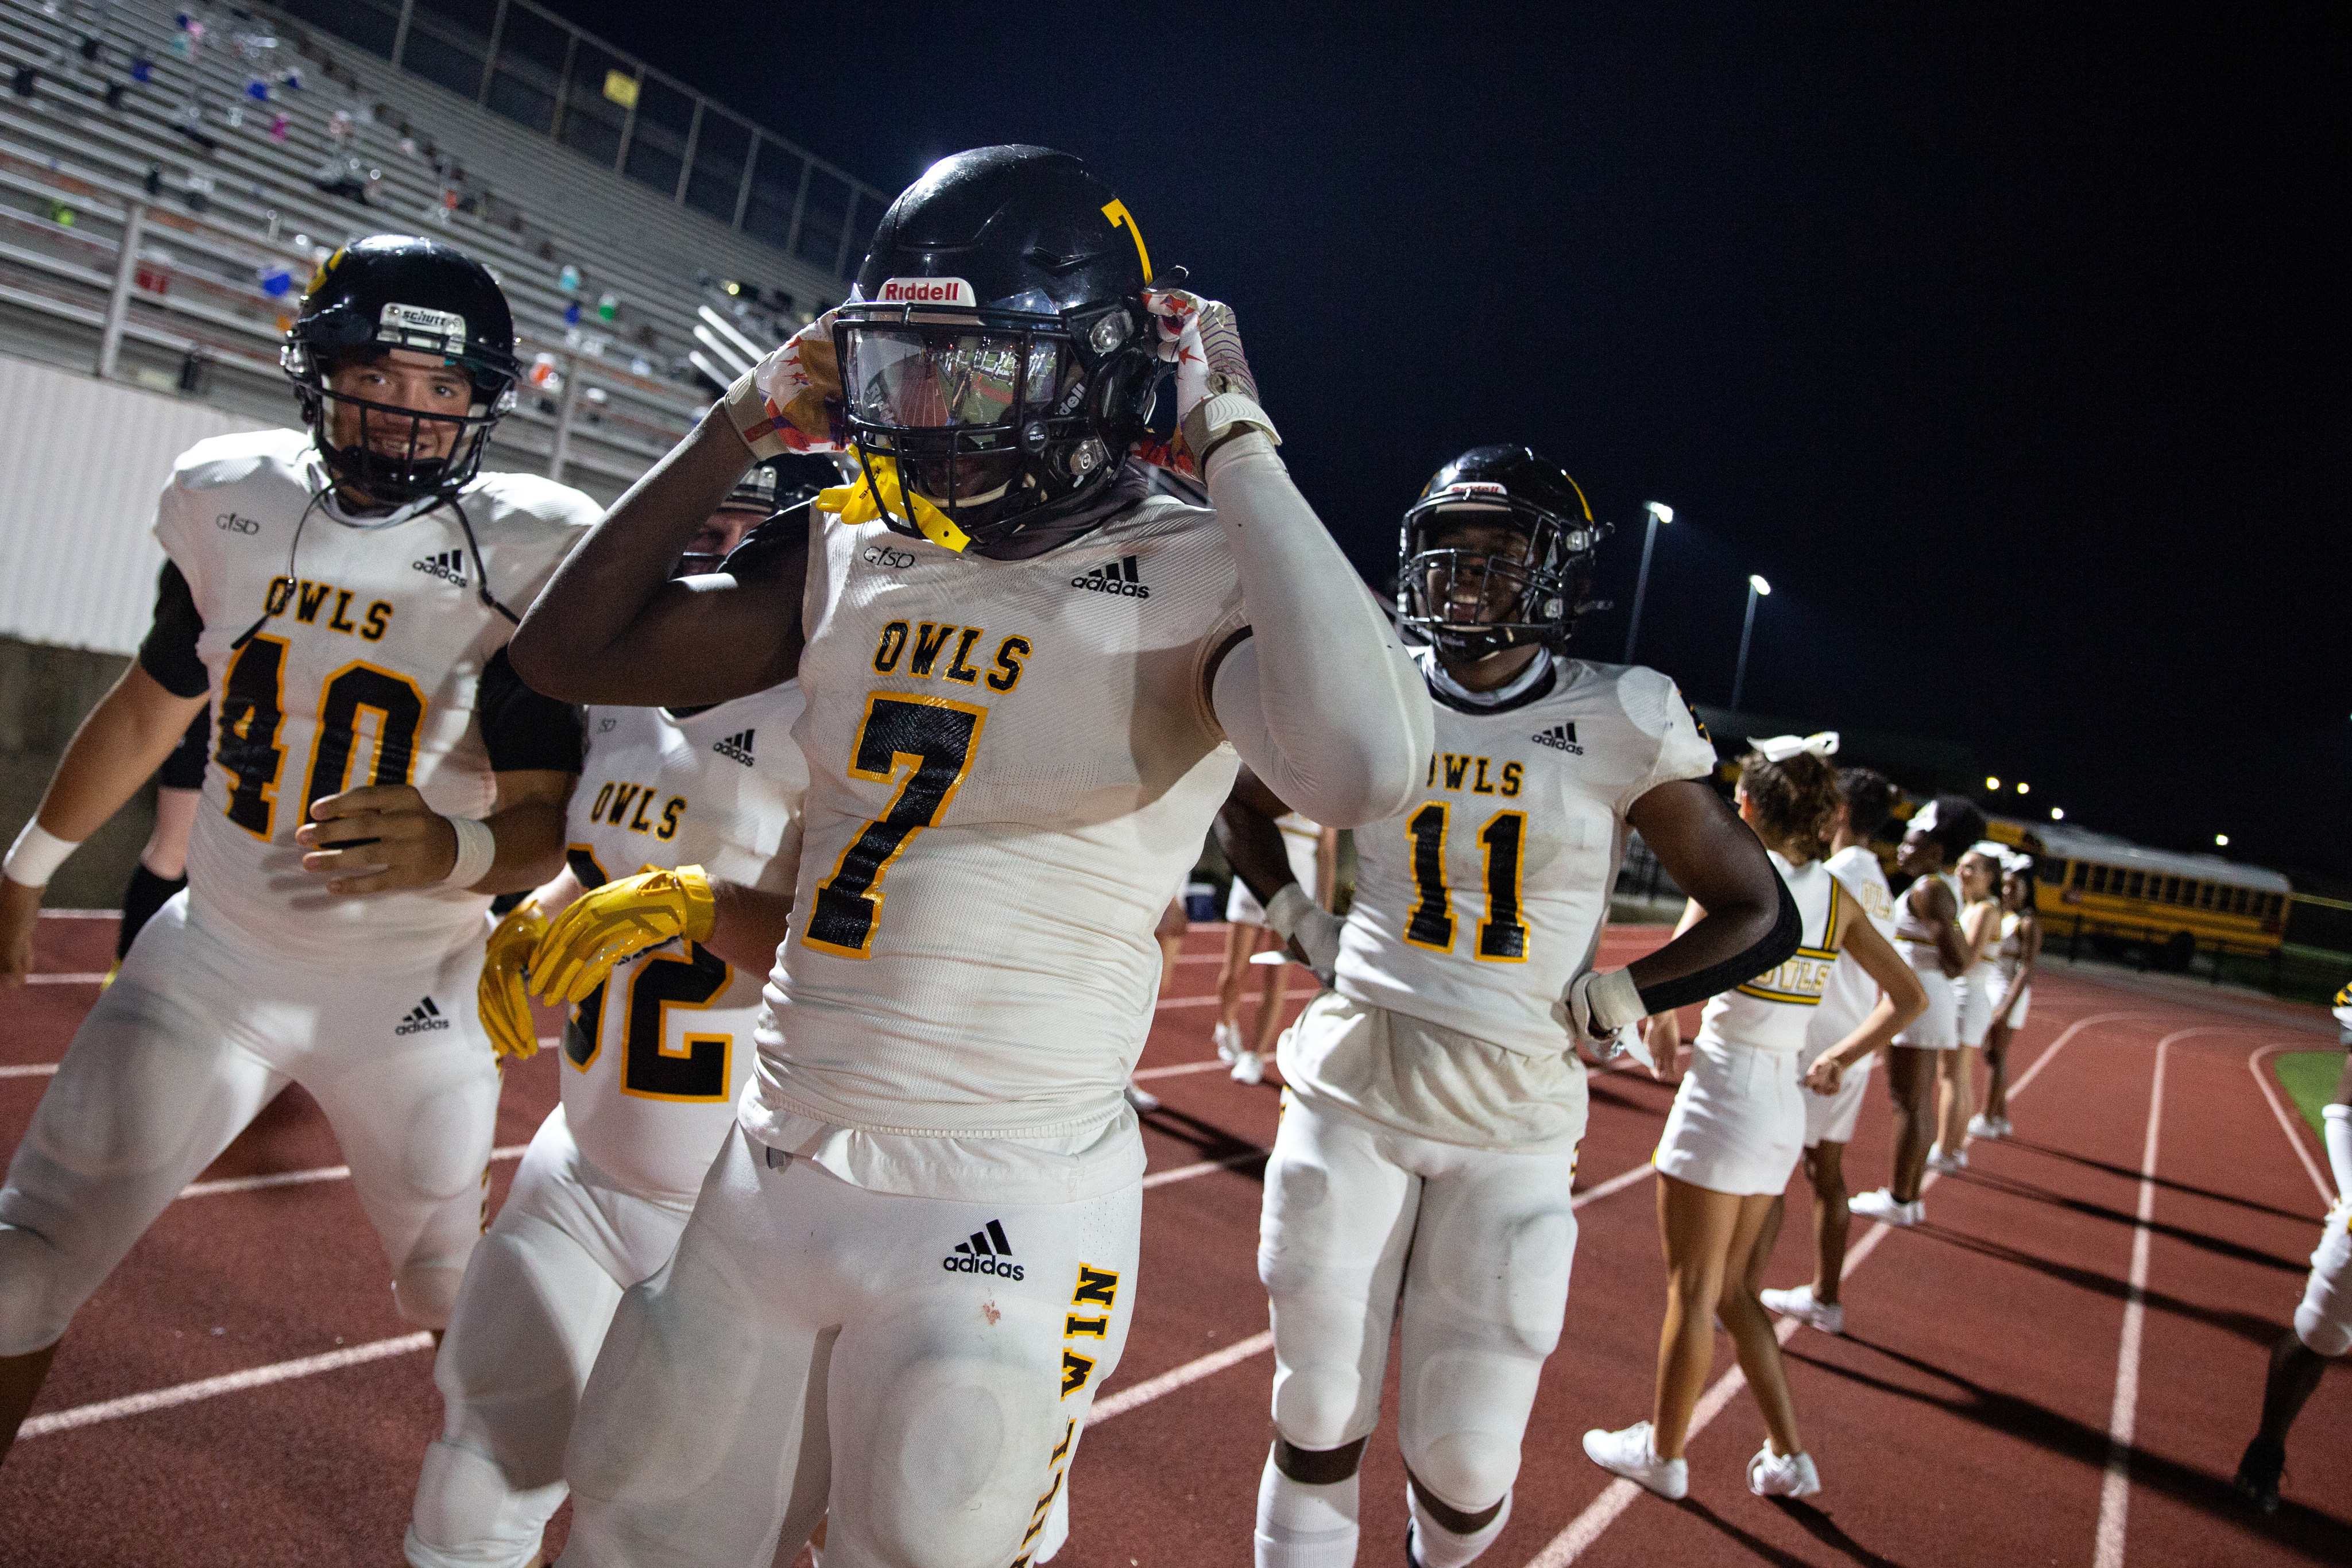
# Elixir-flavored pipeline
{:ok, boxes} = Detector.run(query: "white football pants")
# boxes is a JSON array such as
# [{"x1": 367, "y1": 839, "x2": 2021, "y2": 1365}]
[
  {"x1": 0, "y1": 893, "x2": 500, "y2": 1356},
  {"x1": 558, "y1": 1125, "x2": 1139, "y2": 1568},
  {"x1": 1257, "y1": 1091, "x2": 1580, "y2": 1513}
]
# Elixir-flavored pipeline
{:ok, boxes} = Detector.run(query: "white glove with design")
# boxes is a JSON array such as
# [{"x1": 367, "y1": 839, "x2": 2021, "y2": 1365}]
[
  {"x1": 1140, "y1": 288, "x2": 1279, "y2": 464},
  {"x1": 1567, "y1": 967, "x2": 1653, "y2": 1071},
  {"x1": 1264, "y1": 882, "x2": 1341, "y2": 987},
  {"x1": 724, "y1": 308, "x2": 845, "y2": 458}
]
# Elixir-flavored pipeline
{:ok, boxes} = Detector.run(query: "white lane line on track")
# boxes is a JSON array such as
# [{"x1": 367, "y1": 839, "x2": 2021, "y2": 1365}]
[
  {"x1": 0, "y1": 1063, "x2": 60, "y2": 1078},
  {"x1": 1131, "y1": 1058, "x2": 1231, "y2": 1082},
  {"x1": 2093, "y1": 1029, "x2": 2181, "y2": 1568},
  {"x1": 1088, "y1": 1330, "x2": 1275, "y2": 1426},
  {"x1": 24, "y1": 973, "x2": 109, "y2": 985},
  {"x1": 180, "y1": 1145, "x2": 528, "y2": 1201},
  {"x1": 17, "y1": 1332, "x2": 436, "y2": 1440},
  {"x1": 1155, "y1": 988, "x2": 1319, "y2": 1012},
  {"x1": 1142, "y1": 1150, "x2": 1266, "y2": 1189},
  {"x1": 1522, "y1": 1007, "x2": 2152, "y2": 1567},
  {"x1": 2249, "y1": 1043, "x2": 2336, "y2": 1206}
]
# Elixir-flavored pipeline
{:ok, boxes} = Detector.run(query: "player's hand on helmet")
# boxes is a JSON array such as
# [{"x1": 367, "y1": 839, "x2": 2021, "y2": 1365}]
[
  {"x1": 296, "y1": 785, "x2": 461, "y2": 894},
  {"x1": 1140, "y1": 288, "x2": 1278, "y2": 462},
  {"x1": 1263, "y1": 882, "x2": 1341, "y2": 986},
  {"x1": 479, "y1": 899, "x2": 550, "y2": 1060},
  {"x1": 529, "y1": 864, "x2": 717, "y2": 1005},
  {"x1": 0, "y1": 876, "x2": 41, "y2": 989},
  {"x1": 725, "y1": 308, "x2": 845, "y2": 459}
]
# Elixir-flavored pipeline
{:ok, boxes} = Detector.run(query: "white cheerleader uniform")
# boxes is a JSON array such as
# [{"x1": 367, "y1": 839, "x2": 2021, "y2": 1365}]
[
  {"x1": 1655, "y1": 852, "x2": 1854, "y2": 1195},
  {"x1": 1891, "y1": 870, "x2": 1962, "y2": 1050},
  {"x1": 1800, "y1": 844, "x2": 1898, "y2": 1148},
  {"x1": 1988, "y1": 911, "x2": 2032, "y2": 1031},
  {"x1": 1953, "y1": 899, "x2": 2001, "y2": 1047}
]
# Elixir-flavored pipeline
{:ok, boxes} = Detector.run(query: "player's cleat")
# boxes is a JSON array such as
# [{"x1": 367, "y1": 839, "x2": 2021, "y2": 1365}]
[
  {"x1": 1967, "y1": 1113, "x2": 2003, "y2": 1140},
  {"x1": 2233, "y1": 1437, "x2": 2284, "y2": 1514},
  {"x1": 1123, "y1": 1082, "x2": 1162, "y2": 1113},
  {"x1": 1747, "y1": 1444, "x2": 1821, "y2": 1498},
  {"x1": 1851, "y1": 1188, "x2": 1925, "y2": 1226},
  {"x1": 1229, "y1": 1049, "x2": 1266, "y2": 1085},
  {"x1": 1926, "y1": 1144, "x2": 1967, "y2": 1174},
  {"x1": 1759, "y1": 1283, "x2": 1844, "y2": 1335},
  {"x1": 1582, "y1": 1421, "x2": 1687, "y2": 1500}
]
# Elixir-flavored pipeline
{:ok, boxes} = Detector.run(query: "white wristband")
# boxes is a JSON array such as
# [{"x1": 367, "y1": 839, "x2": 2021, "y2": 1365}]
[
  {"x1": 4, "y1": 820, "x2": 81, "y2": 889},
  {"x1": 1583, "y1": 967, "x2": 1646, "y2": 1033},
  {"x1": 444, "y1": 816, "x2": 496, "y2": 889},
  {"x1": 2324, "y1": 1102, "x2": 2352, "y2": 1203}
]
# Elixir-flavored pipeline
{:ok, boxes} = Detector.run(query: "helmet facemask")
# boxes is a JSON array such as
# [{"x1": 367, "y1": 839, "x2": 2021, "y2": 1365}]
[
  {"x1": 1399, "y1": 492, "x2": 1600, "y2": 659},
  {"x1": 285, "y1": 334, "x2": 513, "y2": 506}
]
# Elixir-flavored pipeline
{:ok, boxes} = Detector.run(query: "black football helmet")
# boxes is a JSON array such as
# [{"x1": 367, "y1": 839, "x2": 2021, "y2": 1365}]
[
  {"x1": 281, "y1": 235, "x2": 520, "y2": 502},
  {"x1": 831, "y1": 145, "x2": 1166, "y2": 556},
  {"x1": 1398, "y1": 445, "x2": 1610, "y2": 659}
]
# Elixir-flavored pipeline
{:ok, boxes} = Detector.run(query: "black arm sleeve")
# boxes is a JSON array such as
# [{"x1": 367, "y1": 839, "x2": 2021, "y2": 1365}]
[
  {"x1": 136, "y1": 561, "x2": 209, "y2": 699},
  {"x1": 478, "y1": 645, "x2": 585, "y2": 774},
  {"x1": 1633, "y1": 877, "x2": 1802, "y2": 1016}
]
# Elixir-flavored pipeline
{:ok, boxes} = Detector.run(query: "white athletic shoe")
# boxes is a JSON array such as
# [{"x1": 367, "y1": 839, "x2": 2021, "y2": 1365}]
[
  {"x1": 1747, "y1": 1443, "x2": 1821, "y2": 1498},
  {"x1": 1582, "y1": 1420, "x2": 1688, "y2": 1500},
  {"x1": 1926, "y1": 1144, "x2": 1968, "y2": 1174},
  {"x1": 1214, "y1": 1019, "x2": 1244, "y2": 1064},
  {"x1": 1123, "y1": 1082, "x2": 1162, "y2": 1113},
  {"x1": 1994, "y1": 1115, "x2": 2015, "y2": 1137},
  {"x1": 1228, "y1": 1049, "x2": 1265, "y2": 1086},
  {"x1": 1967, "y1": 1113, "x2": 2002, "y2": 1140},
  {"x1": 1759, "y1": 1284, "x2": 1844, "y2": 1336},
  {"x1": 1851, "y1": 1188, "x2": 1924, "y2": 1227}
]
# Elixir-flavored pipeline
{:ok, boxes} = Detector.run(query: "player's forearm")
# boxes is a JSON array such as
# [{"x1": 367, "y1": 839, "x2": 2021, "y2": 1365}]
[
  {"x1": 1214, "y1": 792, "x2": 1301, "y2": 905},
  {"x1": 473, "y1": 799, "x2": 568, "y2": 893},
  {"x1": 1204, "y1": 438, "x2": 1430, "y2": 826},
  {"x1": 510, "y1": 409, "x2": 757, "y2": 699},
  {"x1": 26, "y1": 665, "x2": 208, "y2": 847},
  {"x1": 705, "y1": 881, "x2": 793, "y2": 975},
  {"x1": 1831, "y1": 986, "x2": 1924, "y2": 1070}
]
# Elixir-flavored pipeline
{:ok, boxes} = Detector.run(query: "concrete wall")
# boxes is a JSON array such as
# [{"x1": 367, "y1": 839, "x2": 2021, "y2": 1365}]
[{"x1": 0, "y1": 637, "x2": 153, "y2": 910}]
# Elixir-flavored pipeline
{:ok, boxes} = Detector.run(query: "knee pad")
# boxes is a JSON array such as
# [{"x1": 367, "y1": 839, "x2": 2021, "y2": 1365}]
[
  {"x1": 0, "y1": 1224, "x2": 71, "y2": 1357},
  {"x1": 1271, "y1": 1361, "x2": 1370, "y2": 1453},
  {"x1": 1403, "y1": 1428, "x2": 1521, "y2": 1515},
  {"x1": 406, "y1": 1436, "x2": 566, "y2": 1566},
  {"x1": 860, "y1": 1352, "x2": 1044, "y2": 1568},
  {"x1": 403, "y1": 1085, "x2": 495, "y2": 1202},
  {"x1": 394, "y1": 1260, "x2": 469, "y2": 1331}
]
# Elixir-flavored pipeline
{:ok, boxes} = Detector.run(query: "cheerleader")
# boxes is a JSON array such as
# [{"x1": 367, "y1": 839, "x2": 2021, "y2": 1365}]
[
  {"x1": 1931, "y1": 844, "x2": 2009, "y2": 1172},
  {"x1": 1585, "y1": 738, "x2": 1925, "y2": 1500},
  {"x1": 1969, "y1": 851, "x2": 2041, "y2": 1139}
]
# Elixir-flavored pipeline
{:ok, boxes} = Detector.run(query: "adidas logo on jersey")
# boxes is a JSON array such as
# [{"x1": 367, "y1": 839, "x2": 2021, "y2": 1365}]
[
  {"x1": 1531, "y1": 722, "x2": 1583, "y2": 754},
  {"x1": 411, "y1": 549, "x2": 467, "y2": 587},
  {"x1": 1070, "y1": 556, "x2": 1149, "y2": 599},
  {"x1": 942, "y1": 1219, "x2": 1024, "y2": 1279},
  {"x1": 714, "y1": 729, "x2": 756, "y2": 766},
  {"x1": 394, "y1": 996, "x2": 450, "y2": 1036}
]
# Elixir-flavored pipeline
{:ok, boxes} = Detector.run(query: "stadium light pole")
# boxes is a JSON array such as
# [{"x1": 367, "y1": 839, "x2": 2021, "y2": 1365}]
[
  {"x1": 1623, "y1": 501, "x2": 1673, "y2": 664},
  {"x1": 1730, "y1": 574, "x2": 1769, "y2": 710}
]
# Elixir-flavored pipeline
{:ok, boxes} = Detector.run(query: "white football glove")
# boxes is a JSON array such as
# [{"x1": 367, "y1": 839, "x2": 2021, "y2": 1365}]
[
  {"x1": 1140, "y1": 288, "x2": 1278, "y2": 463},
  {"x1": 724, "y1": 308, "x2": 845, "y2": 458},
  {"x1": 1567, "y1": 967, "x2": 1653, "y2": 1071},
  {"x1": 1263, "y1": 882, "x2": 1341, "y2": 986}
]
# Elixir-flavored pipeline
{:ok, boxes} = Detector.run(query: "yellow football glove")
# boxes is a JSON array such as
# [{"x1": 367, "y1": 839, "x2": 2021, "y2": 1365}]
[
  {"x1": 479, "y1": 900, "x2": 550, "y2": 1060},
  {"x1": 529, "y1": 865, "x2": 718, "y2": 1006}
]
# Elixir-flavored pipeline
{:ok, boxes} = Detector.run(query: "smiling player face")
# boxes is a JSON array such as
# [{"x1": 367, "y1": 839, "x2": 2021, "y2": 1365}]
[{"x1": 323, "y1": 348, "x2": 474, "y2": 462}]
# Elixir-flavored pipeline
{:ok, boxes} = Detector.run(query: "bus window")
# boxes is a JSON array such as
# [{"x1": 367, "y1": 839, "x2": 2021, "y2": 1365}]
[
  {"x1": 2126, "y1": 872, "x2": 2145, "y2": 899},
  {"x1": 2071, "y1": 861, "x2": 2089, "y2": 888},
  {"x1": 2196, "y1": 884, "x2": 2214, "y2": 909},
  {"x1": 2090, "y1": 865, "x2": 2109, "y2": 894},
  {"x1": 2232, "y1": 888, "x2": 2250, "y2": 915}
]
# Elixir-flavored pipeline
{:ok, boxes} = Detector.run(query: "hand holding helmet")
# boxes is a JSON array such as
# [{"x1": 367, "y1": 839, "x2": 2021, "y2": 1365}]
[
  {"x1": 725, "y1": 309, "x2": 845, "y2": 459},
  {"x1": 1142, "y1": 288, "x2": 1279, "y2": 464}
]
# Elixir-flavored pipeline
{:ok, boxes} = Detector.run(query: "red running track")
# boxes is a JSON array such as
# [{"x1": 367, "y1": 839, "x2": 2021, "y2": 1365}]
[{"x1": 2, "y1": 915, "x2": 2347, "y2": 1565}]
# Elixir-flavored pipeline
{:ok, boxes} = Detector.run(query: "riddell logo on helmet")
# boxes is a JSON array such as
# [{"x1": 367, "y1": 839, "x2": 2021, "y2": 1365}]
[
  {"x1": 877, "y1": 277, "x2": 978, "y2": 308},
  {"x1": 1436, "y1": 482, "x2": 1510, "y2": 501}
]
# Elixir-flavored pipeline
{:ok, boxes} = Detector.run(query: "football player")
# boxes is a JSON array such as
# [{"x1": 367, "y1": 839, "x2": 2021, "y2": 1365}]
[
  {"x1": 1214, "y1": 447, "x2": 1797, "y2": 1566},
  {"x1": 0, "y1": 236, "x2": 596, "y2": 1455},
  {"x1": 505, "y1": 145, "x2": 1433, "y2": 1567},
  {"x1": 404, "y1": 467, "x2": 810, "y2": 1568}
]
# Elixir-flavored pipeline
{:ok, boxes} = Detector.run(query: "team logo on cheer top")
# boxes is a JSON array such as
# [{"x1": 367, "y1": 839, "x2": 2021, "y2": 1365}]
[{"x1": 943, "y1": 1219, "x2": 1023, "y2": 1279}]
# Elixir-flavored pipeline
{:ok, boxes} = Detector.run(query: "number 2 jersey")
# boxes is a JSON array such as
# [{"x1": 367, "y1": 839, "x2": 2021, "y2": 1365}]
[
  {"x1": 1298, "y1": 649, "x2": 1715, "y2": 1149},
  {"x1": 740, "y1": 476, "x2": 1248, "y2": 1203},
  {"x1": 138, "y1": 428, "x2": 597, "y2": 971},
  {"x1": 560, "y1": 686, "x2": 807, "y2": 1201}
]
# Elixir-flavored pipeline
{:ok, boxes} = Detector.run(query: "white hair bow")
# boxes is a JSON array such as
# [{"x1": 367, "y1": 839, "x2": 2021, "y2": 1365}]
[
  {"x1": 1911, "y1": 800, "x2": 1941, "y2": 835},
  {"x1": 1748, "y1": 731, "x2": 1839, "y2": 762}
]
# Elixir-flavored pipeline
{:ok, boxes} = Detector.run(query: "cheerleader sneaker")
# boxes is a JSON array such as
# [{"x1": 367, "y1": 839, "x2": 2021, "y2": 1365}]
[
  {"x1": 1747, "y1": 1444, "x2": 1821, "y2": 1498},
  {"x1": 1229, "y1": 1050, "x2": 1266, "y2": 1085},
  {"x1": 1214, "y1": 1019, "x2": 1244, "y2": 1064},
  {"x1": 1994, "y1": 1115, "x2": 2016, "y2": 1137},
  {"x1": 1123, "y1": 1082, "x2": 1162, "y2": 1113},
  {"x1": 1967, "y1": 1113, "x2": 2003, "y2": 1140},
  {"x1": 1759, "y1": 1284, "x2": 1844, "y2": 1335},
  {"x1": 1583, "y1": 1421, "x2": 1688, "y2": 1500},
  {"x1": 1926, "y1": 1144, "x2": 1968, "y2": 1174},
  {"x1": 1851, "y1": 1188, "x2": 1924, "y2": 1226}
]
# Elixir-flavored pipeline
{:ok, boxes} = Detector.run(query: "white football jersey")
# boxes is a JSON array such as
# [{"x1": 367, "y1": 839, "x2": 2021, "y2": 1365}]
[
  {"x1": 1330, "y1": 656, "x2": 1717, "y2": 1058},
  {"x1": 741, "y1": 491, "x2": 1245, "y2": 1179},
  {"x1": 559, "y1": 685, "x2": 807, "y2": 1200},
  {"x1": 1696, "y1": 851, "x2": 1854, "y2": 1054},
  {"x1": 1806, "y1": 843, "x2": 1898, "y2": 1050},
  {"x1": 158, "y1": 428, "x2": 597, "y2": 970}
]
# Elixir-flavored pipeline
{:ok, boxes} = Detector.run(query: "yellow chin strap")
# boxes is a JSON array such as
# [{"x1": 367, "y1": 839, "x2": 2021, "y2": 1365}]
[{"x1": 816, "y1": 450, "x2": 972, "y2": 553}]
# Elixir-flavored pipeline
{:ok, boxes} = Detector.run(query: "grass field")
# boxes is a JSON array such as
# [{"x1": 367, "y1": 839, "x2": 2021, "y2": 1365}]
[{"x1": 2274, "y1": 1049, "x2": 2347, "y2": 1137}]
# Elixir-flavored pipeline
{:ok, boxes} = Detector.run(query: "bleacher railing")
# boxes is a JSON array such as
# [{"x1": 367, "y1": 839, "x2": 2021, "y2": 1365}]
[{"x1": 267, "y1": 0, "x2": 888, "y2": 279}]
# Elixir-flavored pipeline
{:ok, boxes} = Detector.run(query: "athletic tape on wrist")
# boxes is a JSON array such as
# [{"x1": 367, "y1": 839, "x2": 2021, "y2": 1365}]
[
  {"x1": 2324, "y1": 1102, "x2": 2352, "y2": 1201},
  {"x1": 3, "y1": 819, "x2": 80, "y2": 889},
  {"x1": 1582, "y1": 966, "x2": 1645, "y2": 1033},
  {"x1": 444, "y1": 816, "x2": 496, "y2": 889},
  {"x1": 1263, "y1": 881, "x2": 1317, "y2": 942}
]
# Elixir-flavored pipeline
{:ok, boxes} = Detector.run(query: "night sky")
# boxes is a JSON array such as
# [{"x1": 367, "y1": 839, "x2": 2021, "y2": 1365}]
[{"x1": 544, "y1": 2, "x2": 2345, "y2": 878}]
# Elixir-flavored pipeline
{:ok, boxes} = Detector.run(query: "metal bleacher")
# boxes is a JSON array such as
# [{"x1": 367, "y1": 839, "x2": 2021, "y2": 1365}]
[{"x1": 0, "y1": 0, "x2": 886, "y2": 500}]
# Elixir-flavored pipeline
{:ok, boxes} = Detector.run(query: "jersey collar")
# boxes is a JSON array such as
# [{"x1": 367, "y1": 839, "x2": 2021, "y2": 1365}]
[{"x1": 1418, "y1": 645, "x2": 1558, "y2": 715}]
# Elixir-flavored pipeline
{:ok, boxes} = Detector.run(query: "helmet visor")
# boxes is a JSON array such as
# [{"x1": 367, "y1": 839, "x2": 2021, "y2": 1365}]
[{"x1": 841, "y1": 326, "x2": 1066, "y2": 432}]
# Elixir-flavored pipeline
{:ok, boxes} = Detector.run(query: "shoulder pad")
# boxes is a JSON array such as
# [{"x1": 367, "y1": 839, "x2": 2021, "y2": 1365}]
[{"x1": 719, "y1": 495, "x2": 815, "y2": 584}]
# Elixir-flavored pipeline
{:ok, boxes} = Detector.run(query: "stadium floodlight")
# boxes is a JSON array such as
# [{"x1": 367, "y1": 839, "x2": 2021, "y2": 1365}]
[
  {"x1": 1730, "y1": 575, "x2": 1770, "y2": 709},
  {"x1": 2215, "y1": 834, "x2": 2230, "y2": 847},
  {"x1": 1985, "y1": 776, "x2": 2001, "y2": 791},
  {"x1": 1623, "y1": 501, "x2": 1674, "y2": 664},
  {"x1": 2016, "y1": 781, "x2": 2030, "y2": 794},
  {"x1": 2050, "y1": 808, "x2": 2065, "y2": 820}
]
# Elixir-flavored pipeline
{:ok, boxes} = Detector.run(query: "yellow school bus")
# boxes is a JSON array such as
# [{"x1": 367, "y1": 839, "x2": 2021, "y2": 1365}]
[{"x1": 1985, "y1": 816, "x2": 2289, "y2": 962}]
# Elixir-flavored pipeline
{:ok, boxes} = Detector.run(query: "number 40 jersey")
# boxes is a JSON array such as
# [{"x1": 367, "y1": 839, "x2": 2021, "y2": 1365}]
[
  {"x1": 559, "y1": 685, "x2": 807, "y2": 1201},
  {"x1": 1333, "y1": 653, "x2": 1717, "y2": 1056}
]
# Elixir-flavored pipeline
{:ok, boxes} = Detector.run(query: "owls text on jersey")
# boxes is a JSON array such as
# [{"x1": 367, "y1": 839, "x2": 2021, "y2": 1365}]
[
  {"x1": 742, "y1": 490, "x2": 1245, "y2": 1172},
  {"x1": 560, "y1": 685, "x2": 808, "y2": 1199},
  {"x1": 1332, "y1": 657, "x2": 1717, "y2": 1058},
  {"x1": 141, "y1": 428, "x2": 597, "y2": 971},
  {"x1": 1696, "y1": 851, "x2": 1852, "y2": 1054}
]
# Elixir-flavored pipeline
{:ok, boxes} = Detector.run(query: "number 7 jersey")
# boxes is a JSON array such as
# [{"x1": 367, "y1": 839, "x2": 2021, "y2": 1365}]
[{"x1": 1333, "y1": 654, "x2": 1717, "y2": 1056}]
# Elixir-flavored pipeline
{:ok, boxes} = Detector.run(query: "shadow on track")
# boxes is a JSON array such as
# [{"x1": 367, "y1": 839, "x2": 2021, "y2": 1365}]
[
  {"x1": 1768, "y1": 1499, "x2": 1909, "y2": 1568},
  {"x1": 1997, "y1": 1136, "x2": 2324, "y2": 1225},
  {"x1": 1937, "y1": 1168, "x2": 2312, "y2": 1274},
  {"x1": 1788, "y1": 1334, "x2": 2352, "y2": 1563},
  {"x1": 1896, "y1": 1223, "x2": 2303, "y2": 1346},
  {"x1": 1136, "y1": 1102, "x2": 1268, "y2": 1176}
]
